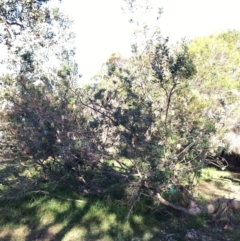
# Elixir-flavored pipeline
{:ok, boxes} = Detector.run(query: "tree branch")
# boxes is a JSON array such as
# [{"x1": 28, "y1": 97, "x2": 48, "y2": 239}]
[{"x1": 153, "y1": 192, "x2": 240, "y2": 216}]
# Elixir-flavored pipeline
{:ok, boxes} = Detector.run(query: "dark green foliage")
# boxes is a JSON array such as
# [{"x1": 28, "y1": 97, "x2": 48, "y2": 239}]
[{"x1": 152, "y1": 42, "x2": 196, "y2": 83}]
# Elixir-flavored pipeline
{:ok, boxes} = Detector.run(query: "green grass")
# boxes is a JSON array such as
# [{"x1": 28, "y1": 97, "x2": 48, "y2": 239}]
[
  {"x1": 0, "y1": 190, "x2": 239, "y2": 241},
  {"x1": 0, "y1": 185, "x2": 165, "y2": 241},
  {"x1": 201, "y1": 167, "x2": 232, "y2": 181},
  {"x1": 1, "y1": 168, "x2": 240, "y2": 240}
]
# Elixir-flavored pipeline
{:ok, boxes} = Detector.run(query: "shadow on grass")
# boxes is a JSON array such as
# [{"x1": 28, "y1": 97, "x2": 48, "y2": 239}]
[
  {"x1": 0, "y1": 159, "x2": 169, "y2": 240},
  {"x1": 0, "y1": 185, "x2": 167, "y2": 241},
  {"x1": 2, "y1": 172, "x2": 240, "y2": 241}
]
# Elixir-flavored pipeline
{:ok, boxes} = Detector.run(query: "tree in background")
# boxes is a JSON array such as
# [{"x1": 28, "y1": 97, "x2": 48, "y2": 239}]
[
  {"x1": 1, "y1": 0, "x2": 53, "y2": 47},
  {"x1": 0, "y1": 0, "x2": 83, "y2": 195},
  {"x1": 189, "y1": 31, "x2": 240, "y2": 157}
]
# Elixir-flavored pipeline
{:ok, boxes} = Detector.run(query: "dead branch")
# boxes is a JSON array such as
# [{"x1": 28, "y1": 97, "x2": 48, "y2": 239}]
[{"x1": 153, "y1": 192, "x2": 240, "y2": 216}]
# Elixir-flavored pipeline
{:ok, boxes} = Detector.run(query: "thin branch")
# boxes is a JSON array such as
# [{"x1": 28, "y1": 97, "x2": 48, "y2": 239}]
[
  {"x1": 6, "y1": 20, "x2": 25, "y2": 30},
  {"x1": 28, "y1": 190, "x2": 86, "y2": 203}
]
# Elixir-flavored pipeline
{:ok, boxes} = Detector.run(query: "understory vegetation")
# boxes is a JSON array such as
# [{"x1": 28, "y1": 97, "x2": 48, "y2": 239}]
[{"x1": 1, "y1": 0, "x2": 240, "y2": 240}]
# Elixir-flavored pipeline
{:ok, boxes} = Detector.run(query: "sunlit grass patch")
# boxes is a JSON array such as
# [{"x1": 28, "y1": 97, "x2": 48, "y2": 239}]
[
  {"x1": 201, "y1": 167, "x2": 232, "y2": 180},
  {"x1": 104, "y1": 157, "x2": 134, "y2": 172},
  {"x1": 0, "y1": 226, "x2": 30, "y2": 240},
  {"x1": 61, "y1": 226, "x2": 88, "y2": 241}
]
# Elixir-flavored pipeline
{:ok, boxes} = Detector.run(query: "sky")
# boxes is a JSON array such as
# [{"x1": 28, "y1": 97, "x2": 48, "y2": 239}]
[{"x1": 1, "y1": 0, "x2": 240, "y2": 84}]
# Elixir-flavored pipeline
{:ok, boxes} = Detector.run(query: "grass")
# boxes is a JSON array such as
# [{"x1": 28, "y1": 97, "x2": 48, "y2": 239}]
[
  {"x1": 201, "y1": 167, "x2": 232, "y2": 181},
  {"x1": 1, "y1": 168, "x2": 240, "y2": 240},
  {"x1": 0, "y1": 185, "x2": 164, "y2": 241}
]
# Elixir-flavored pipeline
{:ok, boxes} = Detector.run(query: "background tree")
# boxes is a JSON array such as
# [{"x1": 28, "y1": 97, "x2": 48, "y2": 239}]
[
  {"x1": 189, "y1": 31, "x2": 240, "y2": 156},
  {"x1": 0, "y1": 0, "x2": 54, "y2": 48},
  {"x1": 0, "y1": 0, "x2": 83, "y2": 196}
]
